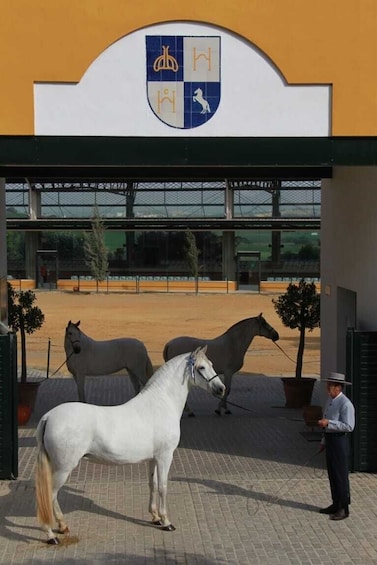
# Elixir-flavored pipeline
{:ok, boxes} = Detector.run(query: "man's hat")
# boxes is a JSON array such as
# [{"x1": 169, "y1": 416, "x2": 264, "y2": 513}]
[{"x1": 323, "y1": 372, "x2": 352, "y2": 386}]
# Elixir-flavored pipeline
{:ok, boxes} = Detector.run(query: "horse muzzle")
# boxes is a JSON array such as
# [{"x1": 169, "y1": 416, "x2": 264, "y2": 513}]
[
  {"x1": 73, "y1": 345, "x2": 81, "y2": 354},
  {"x1": 272, "y1": 331, "x2": 279, "y2": 342},
  {"x1": 212, "y1": 382, "x2": 226, "y2": 398}
]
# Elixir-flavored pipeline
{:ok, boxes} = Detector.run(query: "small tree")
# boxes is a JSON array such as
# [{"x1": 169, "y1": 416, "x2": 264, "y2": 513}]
[
  {"x1": 184, "y1": 229, "x2": 200, "y2": 293},
  {"x1": 83, "y1": 206, "x2": 109, "y2": 292},
  {"x1": 7, "y1": 282, "x2": 45, "y2": 383},
  {"x1": 273, "y1": 279, "x2": 320, "y2": 379}
]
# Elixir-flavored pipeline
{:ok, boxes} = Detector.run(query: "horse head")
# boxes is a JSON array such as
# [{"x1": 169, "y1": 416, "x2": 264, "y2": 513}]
[
  {"x1": 65, "y1": 320, "x2": 82, "y2": 353},
  {"x1": 258, "y1": 313, "x2": 279, "y2": 342},
  {"x1": 188, "y1": 346, "x2": 225, "y2": 399}
]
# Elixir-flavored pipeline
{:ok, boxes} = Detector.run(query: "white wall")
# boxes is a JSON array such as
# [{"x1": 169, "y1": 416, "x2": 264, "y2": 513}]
[
  {"x1": 34, "y1": 22, "x2": 330, "y2": 137},
  {"x1": 321, "y1": 167, "x2": 377, "y2": 379}
]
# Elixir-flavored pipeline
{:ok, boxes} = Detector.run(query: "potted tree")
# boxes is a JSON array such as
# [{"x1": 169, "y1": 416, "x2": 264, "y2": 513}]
[
  {"x1": 7, "y1": 282, "x2": 45, "y2": 419},
  {"x1": 273, "y1": 278, "x2": 320, "y2": 408}
]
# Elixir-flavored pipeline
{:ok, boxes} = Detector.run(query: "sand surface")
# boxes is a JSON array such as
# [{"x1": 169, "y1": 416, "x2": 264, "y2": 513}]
[{"x1": 22, "y1": 290, "x2": 320, "y2": 379}]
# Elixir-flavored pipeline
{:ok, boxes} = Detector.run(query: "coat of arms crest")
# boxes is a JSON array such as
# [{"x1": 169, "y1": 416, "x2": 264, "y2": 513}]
[{"x1": 146, "y1": 35, "x2": 221, "y2": 129}]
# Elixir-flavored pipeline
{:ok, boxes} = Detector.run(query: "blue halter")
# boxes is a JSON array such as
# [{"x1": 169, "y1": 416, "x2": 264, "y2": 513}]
[{"x1": 187, "y1": 354, "x2": 219, "y2": 383}]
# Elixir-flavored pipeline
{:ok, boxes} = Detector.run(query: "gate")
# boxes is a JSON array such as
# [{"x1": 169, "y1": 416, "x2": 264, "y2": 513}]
[
  {"x1": 346, "y1": 328, "x2": 377, "y2": 472},
  {"x1": 0, "y1": 333, "x2": 18, "y2": 479}
]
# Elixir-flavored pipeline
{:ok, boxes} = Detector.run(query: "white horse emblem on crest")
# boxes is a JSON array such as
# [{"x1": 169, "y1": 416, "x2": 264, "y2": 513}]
[{"x1": 193, "y1": 88, "x2": 211, "y2": 114}]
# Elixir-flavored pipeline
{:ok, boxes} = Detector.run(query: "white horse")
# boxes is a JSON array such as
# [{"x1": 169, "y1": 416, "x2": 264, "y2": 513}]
[
  {"x1": 163, "y1": 313, "x2": 279, "y2": 416},
  {"x1": 35, "y1": 346, "x2": 225, "y2": 544},
  {"x1": 64, "y1": 320, "x2": 153, "y2": 402},
  {"x1": 193, "y1": 88, "x2": 211, "y2": 114}
]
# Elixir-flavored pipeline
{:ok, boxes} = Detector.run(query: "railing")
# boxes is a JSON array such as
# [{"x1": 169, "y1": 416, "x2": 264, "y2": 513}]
[{"x1": 7, "y1": 276, "x2": 321, "y2": 294}]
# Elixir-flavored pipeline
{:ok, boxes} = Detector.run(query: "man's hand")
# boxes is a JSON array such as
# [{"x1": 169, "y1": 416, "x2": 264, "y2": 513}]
[{"x1": 318, "y1": 418, "x2": 329, "y2": 429}]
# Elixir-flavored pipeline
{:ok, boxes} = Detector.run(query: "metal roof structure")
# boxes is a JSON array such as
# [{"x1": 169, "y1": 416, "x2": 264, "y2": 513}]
[{"x1": 6, "y1": 179, "x2": 321, "y2": 232}]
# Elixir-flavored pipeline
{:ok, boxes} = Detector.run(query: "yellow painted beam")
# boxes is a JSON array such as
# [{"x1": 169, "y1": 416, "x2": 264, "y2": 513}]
[{"x1": 0, "y1": 0, "x2": 376, "y2": 135}]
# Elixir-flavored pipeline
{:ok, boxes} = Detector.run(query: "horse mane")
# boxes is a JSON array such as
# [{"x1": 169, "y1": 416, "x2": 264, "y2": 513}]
[{"x1": 222, "y1": 313, "x2": 262, "y2": 336}]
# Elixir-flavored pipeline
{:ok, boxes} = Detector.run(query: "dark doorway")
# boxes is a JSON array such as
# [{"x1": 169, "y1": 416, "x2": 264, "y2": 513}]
[
  {"x1": 236, "y1": 251, "x2": 261, "y2": 291},
  {"x1": 36, "y1": 250, "x2": 58, "y2": 289},
  {"x1": 337, "y1": 286, "x2": 357, "y2": 374}
]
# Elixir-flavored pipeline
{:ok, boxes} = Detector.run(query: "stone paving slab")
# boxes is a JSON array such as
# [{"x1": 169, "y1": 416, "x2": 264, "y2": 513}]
[{"x1": 1, "y1": 373, "x2": 377, "y2": 563}]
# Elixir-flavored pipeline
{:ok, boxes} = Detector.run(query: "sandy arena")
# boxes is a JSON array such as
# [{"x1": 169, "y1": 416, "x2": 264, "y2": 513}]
[{"x1": 23, "y1": 290, "x2": 320, "y2": 379}]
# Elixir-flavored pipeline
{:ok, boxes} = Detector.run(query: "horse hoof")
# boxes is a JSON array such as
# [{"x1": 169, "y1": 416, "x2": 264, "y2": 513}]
[
  {"x1": 215, "y1": 409, "x2": 221, "y2": 416},
  {"x1": 152, "y1": 520, "x2": 162, "y2": 526},
  {"x1": 225, "y1": 409, "x2": 232, "y2": 415},
  {"x1": 162, "y1": 524, "x2": 176, "y2": 531},
  {"x1": 47, "y1": 537, "x2": 60, "y2": 545}
]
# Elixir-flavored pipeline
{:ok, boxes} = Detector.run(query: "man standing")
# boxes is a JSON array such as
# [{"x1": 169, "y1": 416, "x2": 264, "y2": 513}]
[{"x1": 318, "y1": 372, "x2": 355, "y2": 521}]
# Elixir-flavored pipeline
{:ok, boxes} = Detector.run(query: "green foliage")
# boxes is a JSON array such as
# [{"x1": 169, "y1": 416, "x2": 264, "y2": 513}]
[
  {"x1": 184, "y1": 229, "x2": 200, "y2": 278},
  {"x1": 7, "y1": 282, "x2": 45, "y2": 382},
  {"x1": 6, "y1": 231, "x2": 25, "y2": 262},
  {"x1": 273, "y1": 279, "x2": 320, "y2": 378},
  {"x1": 83, "y1": 206, "x2": 109, "y2": 287},
  {"x1": 43, "y1": 231, "x2": 85, "y2": 260}
]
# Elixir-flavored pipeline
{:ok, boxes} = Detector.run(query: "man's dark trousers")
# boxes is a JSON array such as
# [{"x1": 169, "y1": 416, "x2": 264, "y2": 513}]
[{"x1": 325, "y1": 434, "x2": 350, "y2": 512}]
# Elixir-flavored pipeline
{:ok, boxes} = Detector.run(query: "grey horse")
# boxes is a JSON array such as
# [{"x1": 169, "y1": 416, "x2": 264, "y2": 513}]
[
  {"x1": 163, "y1": 313, "x2": 279, "y2": 415},
  {"x1": 64, "y1": 320, "x2": 153, "y2": 402}
]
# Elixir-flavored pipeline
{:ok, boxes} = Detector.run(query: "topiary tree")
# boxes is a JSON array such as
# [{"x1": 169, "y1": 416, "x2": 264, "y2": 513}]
[
  {"x1": 273, "y1": 278, "x2": 320, "y2": 379},
  {"x1": 184, "y1": 229, "x2": 201, "y2": 294},
  {"x1": 7, "y1": 282, "x2": 45, "y2": 383},
  {"x1": 83, "y1": 205, "x2": 109, "y2": 292}
]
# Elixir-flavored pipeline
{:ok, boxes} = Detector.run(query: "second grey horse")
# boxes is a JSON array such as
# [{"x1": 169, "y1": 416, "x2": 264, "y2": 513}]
[
  {"x1": 163, "y1": 313, "x2": 279, "y2": 415},
  {"x1": 65, "y1": 320, "x2": 153, "y2": 402}
]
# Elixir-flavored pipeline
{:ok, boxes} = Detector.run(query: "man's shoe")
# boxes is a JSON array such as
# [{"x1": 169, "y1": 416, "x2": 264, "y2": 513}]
[
  {"x1": 319, "y1": 505, "x2": 337, "y2": 514},
  {"x1": 330, "y1": 509, "x2": 348, "y2": 521}
]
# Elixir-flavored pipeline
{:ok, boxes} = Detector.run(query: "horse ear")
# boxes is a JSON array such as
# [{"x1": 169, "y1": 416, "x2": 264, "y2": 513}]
[
  {"x1": 76, "y1": 320, "x2": 81, "y2": 327},
  {"x1": 191, "y1": 345, "x2": 207, "y2": 357},
  {"x1": 258, "y1": 312, "x2": 263, "y2": 317}
]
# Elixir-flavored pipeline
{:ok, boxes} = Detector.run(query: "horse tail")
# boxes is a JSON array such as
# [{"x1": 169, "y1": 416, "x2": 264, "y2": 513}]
[{"x1": 35, "y1": 420, "x2": 54, "y2": 529}]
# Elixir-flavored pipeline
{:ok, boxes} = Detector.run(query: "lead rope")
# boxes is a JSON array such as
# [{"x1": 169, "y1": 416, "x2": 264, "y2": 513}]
[
  {"x1": 46, "y1": 350, "x2": 74, "y2": 379},
  {"x1": 273, "y1": 340, "x2": 297, "y2": 364},
  {"x1": 246, "y1": 449, "x2": 324, "y2": 516}
]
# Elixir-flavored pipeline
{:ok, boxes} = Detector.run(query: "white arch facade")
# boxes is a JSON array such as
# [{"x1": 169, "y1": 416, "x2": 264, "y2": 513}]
[{"x1": 34, "y1": 22, "x2": 330, "y2": 137}]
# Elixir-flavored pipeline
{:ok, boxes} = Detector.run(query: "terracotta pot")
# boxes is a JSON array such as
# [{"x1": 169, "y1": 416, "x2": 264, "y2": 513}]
[
  {"x1": 18, "y1": 381, "x2": 41, "y2": 411},
  {"x1": 303, "y1": 404, "x2": 323, "y2": 427},
  {"x1": 281, "y1": 377, "x2": 316, "y2": 408},
  {"x1": 17, "y1": 404, "x2": 31, "y2": 425}
]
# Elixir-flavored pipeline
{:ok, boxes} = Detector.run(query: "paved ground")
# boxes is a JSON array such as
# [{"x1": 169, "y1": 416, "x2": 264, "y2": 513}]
[{"x1": 2, "y1": 371, "x2": 377, "y2": 564}]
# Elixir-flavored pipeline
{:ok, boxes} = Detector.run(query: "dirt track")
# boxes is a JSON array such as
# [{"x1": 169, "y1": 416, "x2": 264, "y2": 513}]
[{"x1": 22, "y1": 290, "x2": 320, "y2": 379}]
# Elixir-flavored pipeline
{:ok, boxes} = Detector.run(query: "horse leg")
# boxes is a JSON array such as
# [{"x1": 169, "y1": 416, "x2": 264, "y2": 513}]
[
  {"x1": 75, "y1": 374, "x2": 86, "y2": 403},
  {"x1": 215, "y1": 374, "x2": 233, "y2": 416},
  {"x1": 148, "y1": 459, "x2": 161, "y2": 525},
  {"x1": 128, "y1": 371, "x2": 141, "y2": 396},
  {"x1": 156, "y1": 452, "x2": 176, "y2": 531},
  {"x1": 51, "y1": 469, "x2": 71, "y2": 536},
  {"x1": 36, "y1": 449, "x2": 70, "y2": 544}
]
